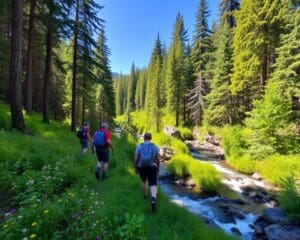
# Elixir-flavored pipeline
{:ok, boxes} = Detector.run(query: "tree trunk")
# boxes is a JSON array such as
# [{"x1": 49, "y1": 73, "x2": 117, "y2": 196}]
[
  {"x1": 71, "y1": 0, "x2": 79, "y2": 131},
  {"x1": 81, "y1": 79, "x2": 86, "y2": 126},
  {"x1": 25, "y1": 0, "x2": 36, "y2": 114},
  {"x1": 9, "y1": 0, "x2": 27, "y2": 131},
  {"x1": 43, "y1": 25, "x2": 53, "y2": 123}
]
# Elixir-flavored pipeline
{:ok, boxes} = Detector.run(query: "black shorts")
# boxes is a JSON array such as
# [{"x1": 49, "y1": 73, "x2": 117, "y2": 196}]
[
  {"x1": 137, "y1": 166, "x2": 157, "y2": 186},
  {"x1": 80, "y1": 139, "x2": 88, "y2": 148},
  {"x1": 95, "y1": 147, "x2": 109, "y2": 163}
]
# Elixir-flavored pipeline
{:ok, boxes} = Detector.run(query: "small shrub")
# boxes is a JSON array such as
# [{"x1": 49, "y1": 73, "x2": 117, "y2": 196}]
[
  {"x1": 167, "y1": 154, "x2": 190, "y2": 177},
  {"x1": 226, "y1": 155, "x2": 258, "y2": 174},
  {"x1": 221, "y1": 125, "x2": 247, "y2": 158},
  {"x1": 177, "y1": 127, "x2": 194, "y2": 140},
  {"x1": 279, "y1": 176, "x2": 300, "y2": 220},
  {"x1": 167, "y1": 154, "x2": 221, "y2": 192},
  {"x1": 258, "y1": 154, "x2": 300, "y2": 185}
]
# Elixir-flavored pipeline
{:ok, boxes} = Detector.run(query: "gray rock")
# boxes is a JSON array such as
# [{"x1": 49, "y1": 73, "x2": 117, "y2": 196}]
[
  {"x1": 252, "y1": 172, "x2": 262, "y2": 181},
  {"x1": 263, "y1": 207, "x2": 291, "y2": 225},
  {"x1": 205, "y1": 134, "x2": 220, "y2": 146},
  {"x1": 163, "y1": 126, "x2": 182, "y2": 139},
  {"x1": 159, "y1": 147, "x2": 174, "y2": 160},
  {"x1": 231, "y1": 227, "x2": 241, "y2": 236},
  {"x1": 265, "y1": 224, "x2": 300, "y2": 240}
]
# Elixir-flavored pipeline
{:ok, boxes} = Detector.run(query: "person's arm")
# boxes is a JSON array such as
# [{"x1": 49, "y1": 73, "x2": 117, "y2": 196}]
[
  {"x1": 91, "y1": 132, "x2": 95, "y2": 153},
  {"x1": 134, "y1": 152, "x2": 139, "y2": 174},
  {"x1": 156, "y1": 152, "x2": 160, "y2": 172},
  {"x1": 106, "y1": 131, "x2": 113, "y2": 150}
]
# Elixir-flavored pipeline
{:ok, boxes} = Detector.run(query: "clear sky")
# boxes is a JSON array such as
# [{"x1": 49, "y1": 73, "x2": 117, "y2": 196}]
[{"x1": 99, "y1": 0, "x2": 219, "y2": 74}]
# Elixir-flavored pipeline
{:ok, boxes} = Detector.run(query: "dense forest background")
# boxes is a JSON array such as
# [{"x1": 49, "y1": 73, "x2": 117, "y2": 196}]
[
  {"x1": 0, "y1": 0, "x2": 115, "y2": 131},
  {"x1": 114, "y1": 0, "x2": 300, "y2": 159}
]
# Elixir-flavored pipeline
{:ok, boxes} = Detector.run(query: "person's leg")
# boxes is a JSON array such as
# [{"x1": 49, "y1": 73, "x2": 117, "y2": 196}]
[
  {"x1": 95, "y1": 147, "x2": 101, "y2": 179},
  {"x1": 138, "y1": 167, "x2": 148, "y2": 198},
  {"x1": 82, "y1": 140, "x2": 88, "y2": 155},
  {"x1": 101, "y1": 149, "x2": 109, "y2": 179},
  {"x1": 148, "y1": 166, "x2": 158, "y2": 212}
]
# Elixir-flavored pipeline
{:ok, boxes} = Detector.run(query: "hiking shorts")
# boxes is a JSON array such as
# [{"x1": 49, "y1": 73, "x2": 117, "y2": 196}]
[
  {"x1": 95, "y1": 147, "x2": 109, "y2": 163},
  {"x1": 137, "y1": 166, "x2": 157, "y2": 186},
  {"x1": 80, "y1": 139, "x2": 89, "y2": 149}
]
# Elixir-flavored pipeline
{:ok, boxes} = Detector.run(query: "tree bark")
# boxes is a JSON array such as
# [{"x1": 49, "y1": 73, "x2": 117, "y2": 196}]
[
  {"x1": 25, "y1": 0, "x2": 36, "y2": 114},
  {"x1": 43, "y1": 24, "x2": 53, "y2": 124},
  {"x1": 71, "y1": 0, "x2": 79, "y2": 131},
  {"x1": 9, "y1": 0, "x2": 27, "y2": 131}
]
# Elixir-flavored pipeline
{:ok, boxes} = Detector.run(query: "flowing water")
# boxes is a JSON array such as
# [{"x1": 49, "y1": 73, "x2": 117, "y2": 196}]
[{"x1": 159, "y1": 146, "x2": 277, "y2": 240}]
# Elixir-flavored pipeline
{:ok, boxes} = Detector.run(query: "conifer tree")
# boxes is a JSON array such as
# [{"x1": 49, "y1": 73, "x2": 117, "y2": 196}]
[
  {"x1": 24, "y1": 0, "x2": 36, "y2": 114},
  {"x1": 135, "y1": 68, "x2": 147, "y2": 111},
  {"x1": 126, "y1": 62, "x2": 137, "y2": 112},
  {"x1": 95, "y1": 26, "x2": 115, "y2": 124},
  {"x1": 0, "y1": 0, "x2": 10, "y2": 98},
  {"x1": 166, "y1": 13, "x2": 187, "y2": 126},
  {"x1": 9, "y1": 0, "x2": 27, "y2": 131},
  {"x1": 231, "y1": 0, "x2": 290, "y2": 118},
  {"x1": 188, "y1": 0, "x2": 211, "y2": 125},
  {"x1": 71, "y1": 0, "x2": 102, "y2": 130},
  {"x1": 220, "y1": 0, "x2": 239, "y2": 27},
  {"x1": 145, "y1": 35, "x2": 163, "y2": 131},
  {"x1": 267, "y1": 7, "x2": 300, "y2": 129},
  {"x1": 204, "y1": 23, "x2": 233, "y2": 126}
]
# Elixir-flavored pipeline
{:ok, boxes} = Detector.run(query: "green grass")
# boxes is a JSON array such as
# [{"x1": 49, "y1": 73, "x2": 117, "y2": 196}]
[
  {"x1": 167, "y1": 154, "x2": 221, "y2": 192},
  {"x1": 258, "y1": 154, "x2": 300, "y2": 185},
  {"x1": 0, "y1": 102, "x2": 231, "y2": 240}
]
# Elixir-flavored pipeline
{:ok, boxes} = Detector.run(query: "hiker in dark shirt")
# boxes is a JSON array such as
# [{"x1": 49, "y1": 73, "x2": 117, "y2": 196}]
[
  {"x1": 134, "y1": 132, "x2": 160, "y2": 212},
  {"x1": 77, "y1": 122, "x2": 91, "y2": 155}
]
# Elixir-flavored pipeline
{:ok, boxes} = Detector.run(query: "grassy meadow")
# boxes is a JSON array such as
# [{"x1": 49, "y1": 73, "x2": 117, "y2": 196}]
[{"x1": 0, "y1": 102, "x2": 231, "y2": 240}]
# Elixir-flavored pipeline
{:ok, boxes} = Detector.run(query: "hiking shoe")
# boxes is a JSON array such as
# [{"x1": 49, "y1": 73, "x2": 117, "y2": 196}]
[
  {"x1": 151, "y1": 197, "x2": 156, "y2": 212},
  {"x1": 95, "y1": 171, "x2": 100, "y2": 179}
]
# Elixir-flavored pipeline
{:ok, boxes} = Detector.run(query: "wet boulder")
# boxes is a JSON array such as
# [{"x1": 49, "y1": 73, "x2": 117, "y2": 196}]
[
  {"x1": 231, "y1": 227, "x2": 241, "y2": 236},
  {"x1": 263, "y1": 207, "x2": 290, "y2": 225},
  {"x1": 163, "y1": 126, "x2": 182, "y2": 139},
  {"x1": 252, "y1": 172, "x2": 262, "y2": 181},
  {"x1": 159, "y1": 147, "x2": 174, "y2": 161},
  {"x1": 264, "y1": 224, "x2": 300, "y2": 240},
  {"x1": 205, "y1": 134, "x2": 220, "y2": 146}
]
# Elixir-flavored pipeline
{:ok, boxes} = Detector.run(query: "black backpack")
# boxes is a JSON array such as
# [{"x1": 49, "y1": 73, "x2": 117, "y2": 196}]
[{"x1": 77, "y1": 128, "x2": 85, "y2": 139}]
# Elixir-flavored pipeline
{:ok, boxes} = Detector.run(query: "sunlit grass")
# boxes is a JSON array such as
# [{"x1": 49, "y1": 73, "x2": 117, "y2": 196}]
[
  {"x1": 167, "y1": 154, "x2": 221, "y2": 192},
  {"x1": 0, "y1": 101, "x2": 232, "y2": 239}
]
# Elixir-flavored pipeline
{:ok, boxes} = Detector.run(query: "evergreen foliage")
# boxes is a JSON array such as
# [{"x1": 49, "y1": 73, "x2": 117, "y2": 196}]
[
  {"x1": 204, "y1": 23, "x2": 233, "y2": 126},
  {"x1": 145, "y1": 35, "x2": 163, "y2": 132},
  {"x1": 188, "y1": 0, "x2": 212, "y2": 125},
  {"x1": 231, "y1": 0, "x2": 290, "y2": 119},
  {"x1": 165, "y1": 13, "x2": 188, "y2": 126},
  {"x1": 126, "y1": 63, "x2": 137, "y2": 113}
]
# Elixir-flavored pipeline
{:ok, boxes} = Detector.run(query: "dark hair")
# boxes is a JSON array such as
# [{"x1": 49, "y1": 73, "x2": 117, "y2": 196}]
[{"x1": 144, "y1": 132, "x2": 152, "y2": 140}]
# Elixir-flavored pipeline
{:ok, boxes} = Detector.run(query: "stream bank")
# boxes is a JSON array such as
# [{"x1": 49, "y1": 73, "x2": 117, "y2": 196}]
[{"x1": 158, "y1": 139, "x2": 300, "y2": 240}]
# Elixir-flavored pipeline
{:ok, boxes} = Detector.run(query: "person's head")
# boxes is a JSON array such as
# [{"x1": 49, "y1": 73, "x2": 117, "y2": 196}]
[
  {"x1": 144, "y1": 132, "x2": 152, "y2": 141},
  {"x1": 101, "y1": 122, "x2": 109, "y2": 130},
  {"x1": 83, "y1": 122, "x2": 89, "y2": 128}
]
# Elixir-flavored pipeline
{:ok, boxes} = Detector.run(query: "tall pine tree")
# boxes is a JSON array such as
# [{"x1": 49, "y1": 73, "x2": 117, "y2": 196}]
[
  {"x1": 231, "y1": 0, "x2": 290, "y2": 118},
  {"x1": 166, "y1": 13, "x2": 187, "y2": 126},
  {"x1": 145, "y1": 35, "x2": 163, "y2": 131},
  {"x1": 188, "y1": 0, "x2": 211, "y2": 125}
]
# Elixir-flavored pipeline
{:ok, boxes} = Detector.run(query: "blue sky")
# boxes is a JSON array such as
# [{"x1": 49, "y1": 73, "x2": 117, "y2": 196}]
[{"x1": 99, "y1": 0, "x2": 219, "y2": 74}]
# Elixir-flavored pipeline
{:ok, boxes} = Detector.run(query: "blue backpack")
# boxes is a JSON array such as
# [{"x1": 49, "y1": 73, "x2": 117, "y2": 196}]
[
  {"x1": 93, "y1": 130, "x2": 106, "y2": 147},
  {"x1": 139, "y1": 143, "x2": 156, "y2": 167}
]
